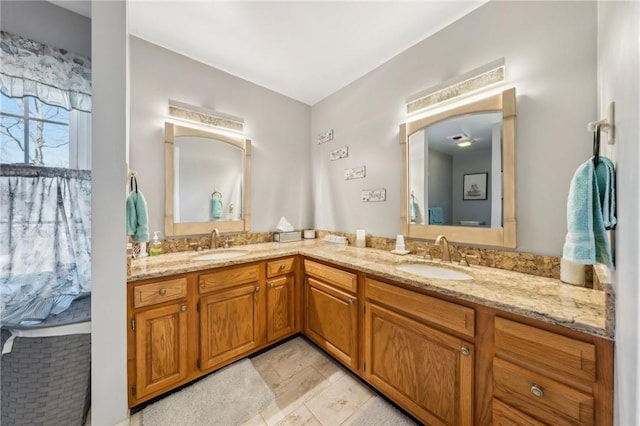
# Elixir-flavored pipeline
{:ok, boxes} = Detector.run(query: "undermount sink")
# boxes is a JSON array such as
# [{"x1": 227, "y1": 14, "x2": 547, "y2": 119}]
[
  {"x1": 191, "y1": 250, "x2": 249, "y2": 261},
  {"x1": 395, "y1": 263, "x2": 473, "y2": 281}
]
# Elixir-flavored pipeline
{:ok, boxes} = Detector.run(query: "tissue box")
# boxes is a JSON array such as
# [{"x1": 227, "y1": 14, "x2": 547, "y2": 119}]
[{"x1": 274, "y1": 231, "x2": 302, "y2": 243}]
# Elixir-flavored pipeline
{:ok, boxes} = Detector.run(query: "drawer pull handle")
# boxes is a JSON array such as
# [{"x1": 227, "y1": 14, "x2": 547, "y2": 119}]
[
  {"x1": 159, "y1": 288, "x2": 167, "y2": 296},
  {"x1": 278, "y1": 264, "x2": 286, "y2": 271},
  {"x1": 180, "y1": 304, "x2": 187, "y2": 312},
  {"x1": 460, "y1": 347, "x2": 470, "y2": 356},
  {"x1": 530, "y1": 385, "x2": 544, "y2": 398}
]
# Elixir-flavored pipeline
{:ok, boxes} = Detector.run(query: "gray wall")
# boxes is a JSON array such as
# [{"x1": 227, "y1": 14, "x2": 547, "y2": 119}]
[
  {"x1": 311, "y1": 1, "x2": 596, "y2": 256},
  {"x1": 0, "y1": 1, "x2": 91, "y2": 57},
  {"x1": 129, "y1": 37, "x2": 313, "y2": 236},
  {"x1": 452, "y1": 149, "x2": 492, "y2": 226},
  {"x1": 597, "y1": 2, "x2": 640, "y2": 424}
]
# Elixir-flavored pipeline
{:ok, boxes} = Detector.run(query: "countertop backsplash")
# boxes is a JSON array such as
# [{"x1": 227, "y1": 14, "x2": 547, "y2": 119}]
[{"x1": 151, "y1": 229, "x2": 595, "y2": 285}]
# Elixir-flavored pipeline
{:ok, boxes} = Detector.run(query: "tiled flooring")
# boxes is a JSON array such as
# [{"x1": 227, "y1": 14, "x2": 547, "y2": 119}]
[{"x1": 129, "y1": 336, "x2": 415, "y2": 426}]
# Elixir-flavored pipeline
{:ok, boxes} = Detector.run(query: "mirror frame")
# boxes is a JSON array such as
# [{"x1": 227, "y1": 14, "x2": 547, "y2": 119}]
[
  {"x1": 400, "y1": 88, "x2": 516, "y2": 248},
  {"x1": 164, "y1": 122, "x2": 252, "y2": 236}
]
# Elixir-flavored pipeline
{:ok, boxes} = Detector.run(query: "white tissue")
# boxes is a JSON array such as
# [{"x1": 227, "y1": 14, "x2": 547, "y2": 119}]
[{"x1": 276, "y1": 216, "x2": 294, "y2": 232}]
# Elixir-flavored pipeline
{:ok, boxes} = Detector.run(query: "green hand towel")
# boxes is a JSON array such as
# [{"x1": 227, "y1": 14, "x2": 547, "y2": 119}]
[
  {"x1": 562, "y1": 156, "x2": 615, "y2": 269},
  {"x1": 428, "y1": 207, "x2": 444, "y2": 225},
  {"x1": 211, "y1": 198, "x2": 223, "y2": 220},
  {"x1": 126, "y1": 190, "x2": 149, "y2": 243}
]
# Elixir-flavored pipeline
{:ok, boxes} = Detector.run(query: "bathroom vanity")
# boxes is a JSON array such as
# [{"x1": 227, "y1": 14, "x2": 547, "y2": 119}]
[{"x1": 127, "y1": 241, "x2": 613, "y2": 425}]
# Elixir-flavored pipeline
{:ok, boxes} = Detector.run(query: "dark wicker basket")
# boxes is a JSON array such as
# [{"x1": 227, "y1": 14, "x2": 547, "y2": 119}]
[{"x1": 1, "y1": 296, "x2": 91, "y2": 426}]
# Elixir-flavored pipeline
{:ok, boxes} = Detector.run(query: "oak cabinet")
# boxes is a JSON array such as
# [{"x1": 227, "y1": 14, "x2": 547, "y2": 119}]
[
  {"x1": 303, "y1": 260, "x2": 358, "y2": 370},
  {"x1": 492, "y1": 316, "x2": 612, "y2": 425},
  {"x1": 266, "y1": 257, "x2": 297, "y2": 342},
  {"x1": 128, "y1": 259, "x2": 299, "y2": 407},
  {"x1": 199, "y1": 283, "x2": 261, "y2": 370},
  {"x1": 129, "y1": 277, "x2": 190, "y2": 402},
  {"x1": 364, "y1": 278, "x2": 474, "y2": 425}
]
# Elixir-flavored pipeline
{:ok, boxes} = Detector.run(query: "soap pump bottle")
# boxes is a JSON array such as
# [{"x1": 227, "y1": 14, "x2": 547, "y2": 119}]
[{"x1": 149, "y1": 231, "x2": 163, "y2": 256}]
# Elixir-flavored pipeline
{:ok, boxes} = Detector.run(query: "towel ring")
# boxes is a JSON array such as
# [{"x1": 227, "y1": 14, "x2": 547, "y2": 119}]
[
  {"x1": 211, "y1": 190, "x2": 222, "y2": 199},
  {"x1": 593, "y1": 124, "x2": 601, "y2": 168}
]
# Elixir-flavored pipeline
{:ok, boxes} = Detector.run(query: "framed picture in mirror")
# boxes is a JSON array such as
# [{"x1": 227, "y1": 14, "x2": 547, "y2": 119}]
[{"x1": 463, "y1": 172, "x2": 488, "y2": 200}]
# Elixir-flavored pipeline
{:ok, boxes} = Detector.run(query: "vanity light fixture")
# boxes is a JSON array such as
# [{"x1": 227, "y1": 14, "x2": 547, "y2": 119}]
[
  {"x1": 168, "y1": 99, "x2": 244, "y2": 133},
  {"x1": 406, "y1": 58, "x2": 506, "y2": 115}
]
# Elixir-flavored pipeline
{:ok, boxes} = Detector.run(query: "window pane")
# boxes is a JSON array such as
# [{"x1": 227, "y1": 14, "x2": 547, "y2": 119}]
[
  {"x1": 27, "y1": 97, "x2": 69, "y2": 123},
  {"x1": 28, "y1": 120, "x2": 69, "y2": 167},
  {"x1": 1, "y1": 93, "x2": 25, "y2": 116},
  {"x1": 0, "y1": 115, "x2": 26, "y2": 164}
]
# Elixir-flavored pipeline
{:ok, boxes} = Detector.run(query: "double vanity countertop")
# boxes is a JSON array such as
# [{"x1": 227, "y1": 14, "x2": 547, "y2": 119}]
[{"x1": 129, "y1": 240, "x2": 614, "y2": 340}]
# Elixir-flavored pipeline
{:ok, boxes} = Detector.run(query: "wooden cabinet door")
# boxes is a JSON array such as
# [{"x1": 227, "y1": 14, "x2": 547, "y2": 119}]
[
  {"x1": 199, "y1": 283, "x2": 260, "y2": 371},
  {"x1": 267, "y1": 275, "x2": 295, "y2": 342},
  {"x1": 304, "y1": 277, "x2": 358, "y2": 369},
  {"x1": 135, "y1": 302, "x2": 189, "y2": 400},
  {"x1": 364, "y1": 302, "x2": 474, "y2": 426}
]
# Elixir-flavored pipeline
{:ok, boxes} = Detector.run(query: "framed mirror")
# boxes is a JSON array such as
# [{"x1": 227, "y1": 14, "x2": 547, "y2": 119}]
[
  {"x1": 164, "y1": 122, "x2": 251, "y2": 236},
  {"x1": 400, "y1": 88, "x2": 516, "y2": 248}
]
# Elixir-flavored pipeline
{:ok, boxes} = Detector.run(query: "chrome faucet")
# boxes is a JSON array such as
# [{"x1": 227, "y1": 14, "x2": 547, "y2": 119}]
[
  {"x1": 210, "y1": 228, "x2": 220, "y2": 249},
  {"x1": 435, "y1": 234, "x2": 451, "y2": 263}
]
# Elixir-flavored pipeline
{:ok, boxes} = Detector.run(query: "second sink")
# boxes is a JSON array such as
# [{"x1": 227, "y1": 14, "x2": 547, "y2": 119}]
[
  {"x1": 192, "y1": 250, "x2": 248, "y2": 261},
  {"x1": 396, "y1": 263, "x2": 473, "y2": 281}
]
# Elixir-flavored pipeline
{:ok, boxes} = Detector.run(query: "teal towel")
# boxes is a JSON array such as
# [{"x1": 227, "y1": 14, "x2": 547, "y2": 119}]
[
  {"x1": 211, "y1": 198, "x2": 223, "y2": 220},
  {"x1": 562, "y1": 156, "x2": 615, "y2": 269},
  {"x1": 428, "y1": 207, "x2": 444, "y2": 225},
  {"x1": 126, "y1": 190, "x2": 149, "y2": 242},
  {"x1": 410, "y1": 197, "x2": 419, "y2": 222}
]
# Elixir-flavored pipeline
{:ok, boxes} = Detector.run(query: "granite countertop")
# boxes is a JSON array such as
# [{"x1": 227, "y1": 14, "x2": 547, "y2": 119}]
[{"x1": 129, "y1": 240, "x2": 614, "y2": 340}]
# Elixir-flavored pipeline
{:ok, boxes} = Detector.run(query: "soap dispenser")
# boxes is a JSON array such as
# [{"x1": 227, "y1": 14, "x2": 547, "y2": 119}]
[{"x1": 149, "y1": 231, "x2": 163, "y2": 256}]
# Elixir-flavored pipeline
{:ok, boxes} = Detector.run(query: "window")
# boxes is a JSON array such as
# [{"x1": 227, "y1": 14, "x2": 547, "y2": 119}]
[{"x1": 0, "y1": 93, "x2": 91, "y2": 169}]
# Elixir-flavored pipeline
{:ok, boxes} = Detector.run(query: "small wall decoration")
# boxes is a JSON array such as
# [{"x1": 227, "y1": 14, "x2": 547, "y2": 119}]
[
  {"x1": 361, "y1": 188, "x2": 386, "y2": 202},
  {"x1": 344, "y1": 166, "x2": 366, "y2": 180},
  {"x1": 463, "y1": 172, "x2": 488, "y2": 200},
  {"x1": 317, "y1": 129, "x2": 334, "y2": 144},
  {"x1": 330, "y1": 146, "x2": 349, "y2": 161}
]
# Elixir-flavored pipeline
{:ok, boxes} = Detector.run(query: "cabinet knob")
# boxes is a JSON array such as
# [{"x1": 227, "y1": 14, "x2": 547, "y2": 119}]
[
  {"x1": 255, "y1": 286, "x2": 260, "y2": 292},
  {"x1": 460, "y1": 347, "x2": 470, "y2": 356},
  {"x1": 530, "y1": 385, "x2": 544, "y2": 398},
  {"x1": 180, "y1": 304, "x2": 187, "y2": 312},
  {"x1": 348, "y1": 298, "x2": 355, "y2": 306},
  {"x1": 268, "y1": 282, "x2": 275, "y2": 289},
  {"x1": 278, "y1": 264, "x2": 286, "y2": 271},
  {"x1": 159, "y1": 288, "x2": 167, "y2": 296}
]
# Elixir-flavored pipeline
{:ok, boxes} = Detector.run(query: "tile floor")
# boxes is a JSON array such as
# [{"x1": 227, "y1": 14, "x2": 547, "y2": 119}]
[{"x1": 129, "y1": 336, "x2": 417, "y2": 426}]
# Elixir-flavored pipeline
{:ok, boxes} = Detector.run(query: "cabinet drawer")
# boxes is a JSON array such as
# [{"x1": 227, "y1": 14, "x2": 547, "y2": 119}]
[
  {"x1": 267, "y1": 257, "x2": 295, "y2": 278},
  {"x1": 365, "y1": 278, "x2": 474, "y2": 338},
  {"x1": 199, "y1": 264, "x2": 260, "y2": 294},
  {"x1": 304, "y1": 259, "x2": 357, "y2": 293},
  {"x1": 133, "y1": 277, "x2": 187, "y2": 308},
  {"x1": 493, "y1": 398, "x2": 545, "y2": 426},
  {"x1": 494, "y1": 358, "x2": 594, "y2": 425},
  {"x1": 495, "y1": 317, "x2": 596, "y2": 383}
]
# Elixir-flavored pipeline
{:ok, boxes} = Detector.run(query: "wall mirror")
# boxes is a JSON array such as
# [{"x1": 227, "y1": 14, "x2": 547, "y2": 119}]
[
  {"x1": 164, "y1": 122, "x2": 251, "y2": 236},
  {"x1": 400, "y1": 88, "x2": 516, "y2": 248}
]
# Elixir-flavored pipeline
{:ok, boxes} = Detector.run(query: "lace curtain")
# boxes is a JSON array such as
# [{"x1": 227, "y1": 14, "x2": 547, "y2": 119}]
[
  {"x1": 0, "y1": 31, "x2": 91, "y2": 112},
  {"x1": 0, "y1": 165, "x2": 91, "y2": 325}
]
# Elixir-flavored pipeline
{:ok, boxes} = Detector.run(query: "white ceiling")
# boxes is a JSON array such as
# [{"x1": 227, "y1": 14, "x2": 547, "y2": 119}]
[{"x1": 51, "y1": 1, "x2": 486, "y2": 106}]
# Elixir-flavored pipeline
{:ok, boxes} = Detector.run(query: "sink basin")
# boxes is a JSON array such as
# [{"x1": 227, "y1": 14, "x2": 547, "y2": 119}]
[
  {"x1": 191, "y1": 250, "x2": 249, "y2": 261},
  {"x1": 396, "y1": 263, "x2": 473, "y2": 281}
]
